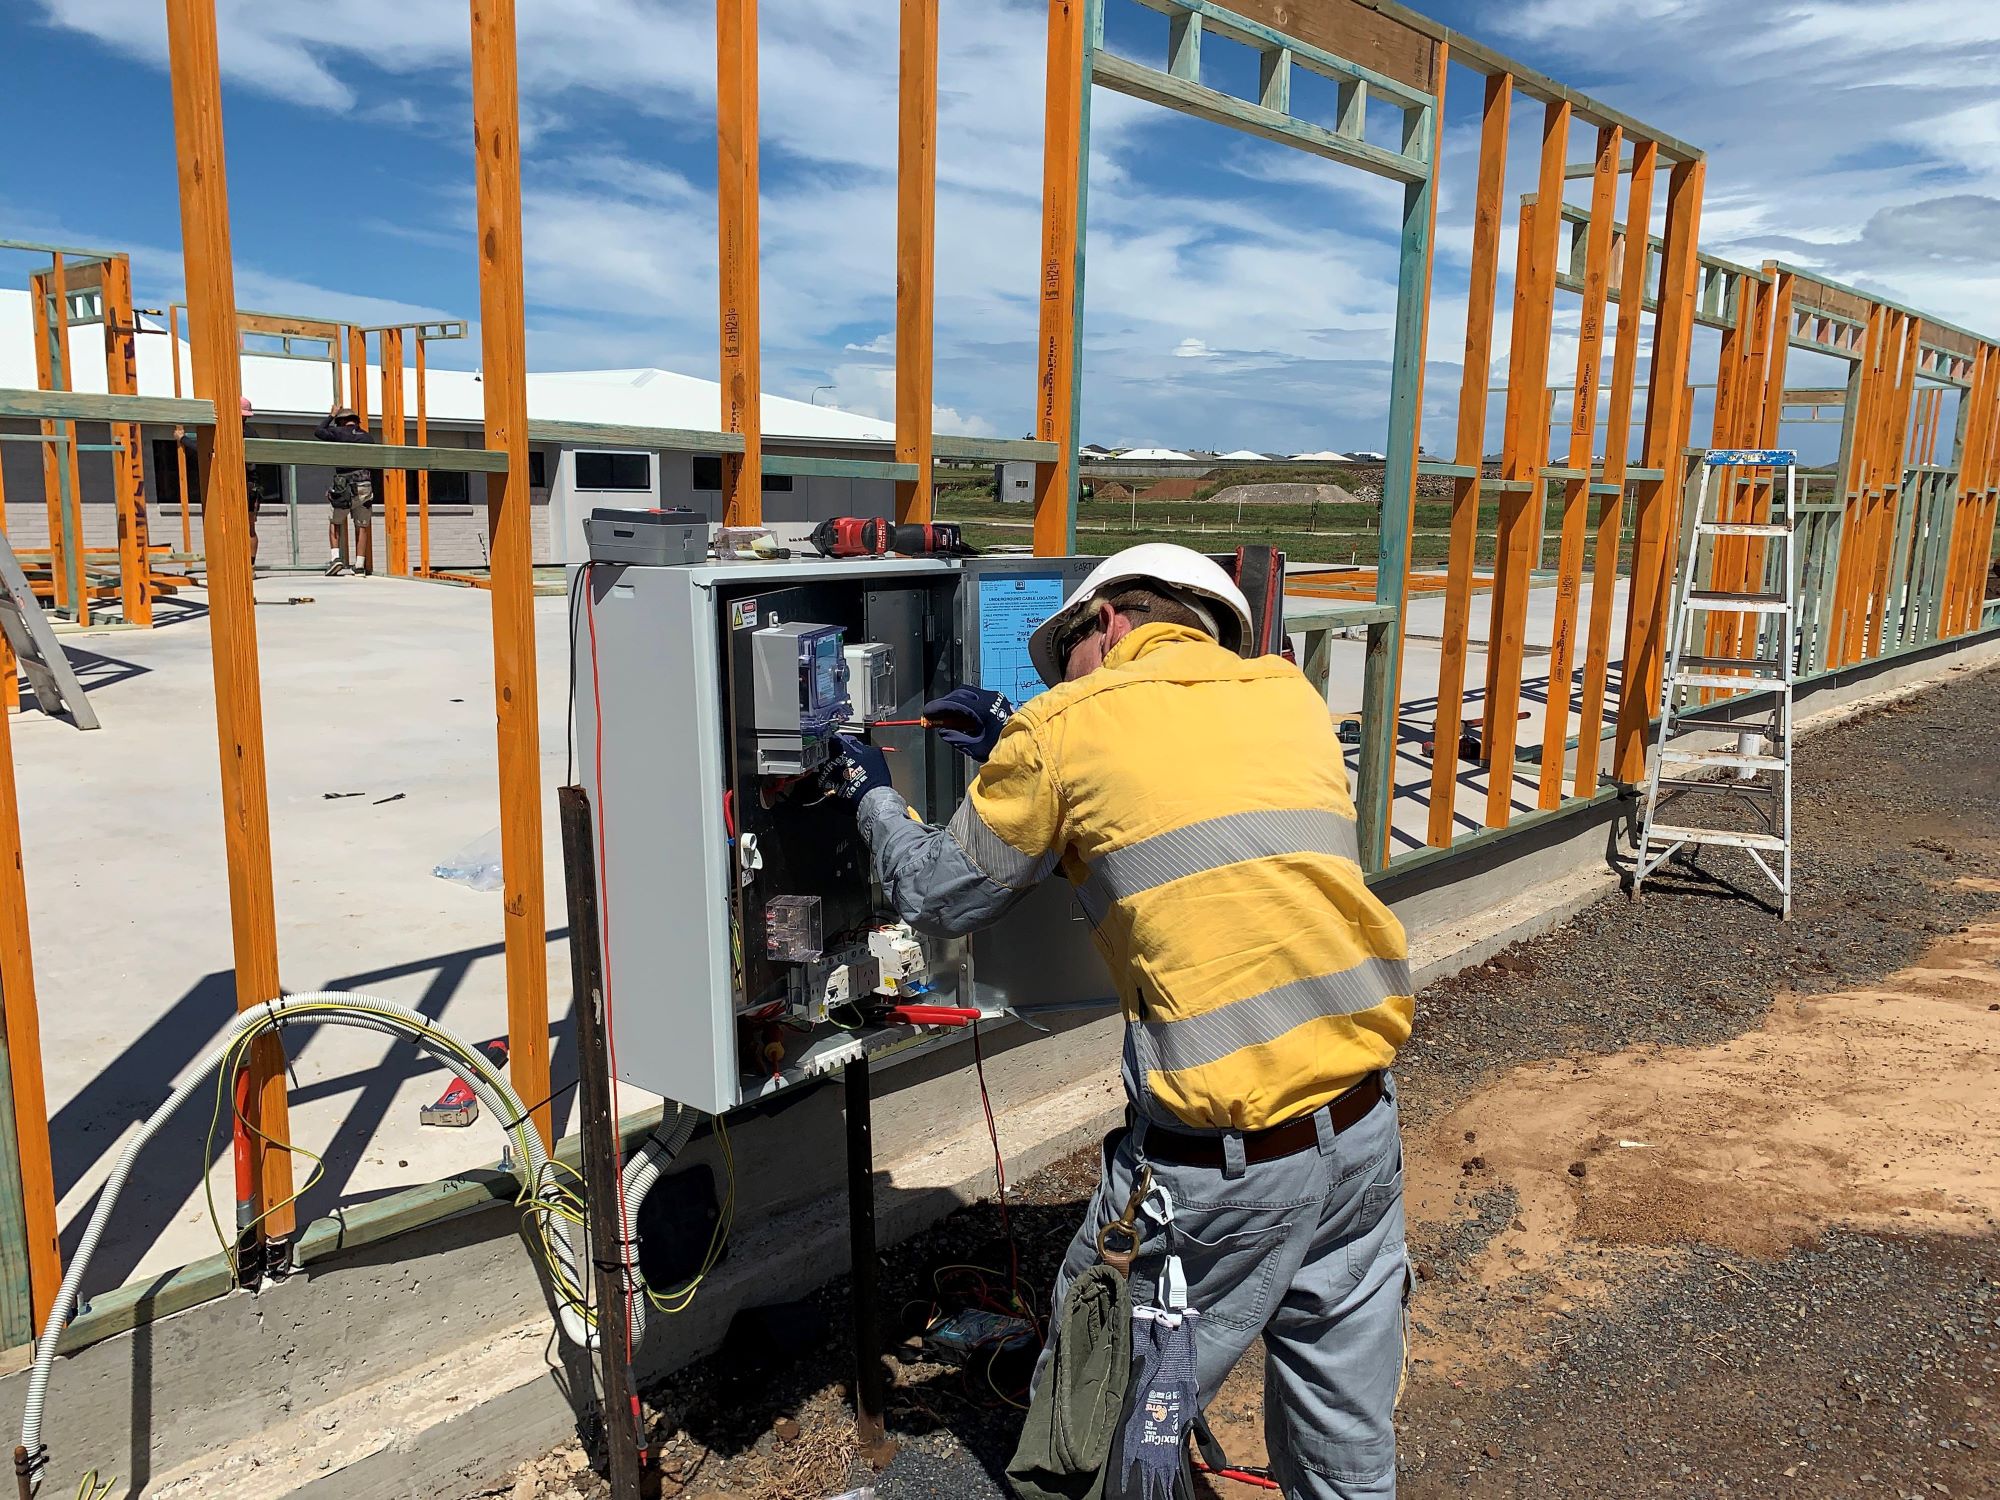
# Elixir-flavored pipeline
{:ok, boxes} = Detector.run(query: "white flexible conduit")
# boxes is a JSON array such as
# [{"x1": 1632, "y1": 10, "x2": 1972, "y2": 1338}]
[
  {"x1": 17, "y1": 991, "x2": 620, "y2": 1469},
  {"x1": 618, "y1": 1104, "x2": 699, "y2": 1348}
]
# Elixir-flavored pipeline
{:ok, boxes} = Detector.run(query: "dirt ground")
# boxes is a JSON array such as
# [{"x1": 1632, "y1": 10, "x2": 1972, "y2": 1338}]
[{"x1": 494, "y1": 658, "x2": 2000, "y2": 1500}]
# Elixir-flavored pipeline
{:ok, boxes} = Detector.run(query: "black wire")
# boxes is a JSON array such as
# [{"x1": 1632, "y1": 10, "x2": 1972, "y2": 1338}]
[
  {"x1": 566, "y1": 561, "x2": 591, "y2": 786},
  {"x1": 499, "y1": 1074, "x2": 583, "y2": 1135}
]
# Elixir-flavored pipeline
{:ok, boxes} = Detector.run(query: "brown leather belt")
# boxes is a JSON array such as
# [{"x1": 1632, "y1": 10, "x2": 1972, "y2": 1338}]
[{"x1": 1139, "y1": 1072, "x2": 1385, "y2": 1169}]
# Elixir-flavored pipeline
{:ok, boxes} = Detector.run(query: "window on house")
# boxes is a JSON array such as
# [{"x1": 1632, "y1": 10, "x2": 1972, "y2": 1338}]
[
  {"x1": 529, "y1": 450, "x2": 548, "y2": 489},
  {"x1": 574, "y1": 450, "x2": 651, "y2": 491},
  {"x1": 691, "y1": 455, "x2": 792, "y2": 492},
  {"x1": 427, "y1": 469, "x2": 470, "y2": 507}
]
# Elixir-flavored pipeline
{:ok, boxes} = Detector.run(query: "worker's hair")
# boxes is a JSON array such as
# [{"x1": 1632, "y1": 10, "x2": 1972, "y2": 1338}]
[{"x1": 1101, "y1": 584, "x2": 1211, "y2": 636}]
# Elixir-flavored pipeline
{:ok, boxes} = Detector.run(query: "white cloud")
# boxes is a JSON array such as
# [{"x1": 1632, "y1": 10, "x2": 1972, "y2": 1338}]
[{"x1": 37, "y1": 0, "x2": 1996, "y2": 452}]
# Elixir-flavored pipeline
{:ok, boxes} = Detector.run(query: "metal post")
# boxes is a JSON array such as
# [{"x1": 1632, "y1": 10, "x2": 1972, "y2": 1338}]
[
  {"x1": 559, "y1": 785, "x2": 645, "y2": 1500},
  {"x1": 285, "y1": 464, "x2": 299, "y2": 570},
  {"x1": 845, "y1": 1057, "x2": 898, "y2": 1468}
]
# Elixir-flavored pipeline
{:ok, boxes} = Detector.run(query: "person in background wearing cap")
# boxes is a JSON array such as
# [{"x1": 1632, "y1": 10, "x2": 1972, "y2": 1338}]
[
  {"x1": 829, "y1": 543, "x2": 1415, "y2": 1498},
  {"x1": 315, "y1": 404, "x2": 378, "y2": 576}
]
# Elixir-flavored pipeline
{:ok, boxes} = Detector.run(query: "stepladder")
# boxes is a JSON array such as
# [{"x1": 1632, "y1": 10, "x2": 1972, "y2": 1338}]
[
  {"x1": 1632, "y1": 449, "x2": 1798, "y2": 918},
  {"x1": 0, "y1": 529, "x2": 100, "y2": 730}
]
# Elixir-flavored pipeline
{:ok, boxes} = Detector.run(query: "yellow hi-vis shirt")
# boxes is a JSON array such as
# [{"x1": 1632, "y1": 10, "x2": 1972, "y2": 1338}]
[{"x1": 862, "y1": 621, "x2": 1411, "y2": 1131}]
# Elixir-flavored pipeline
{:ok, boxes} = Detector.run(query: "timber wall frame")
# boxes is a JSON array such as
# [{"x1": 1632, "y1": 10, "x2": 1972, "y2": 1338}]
[{"x1": 0, "y1": 0, "x2": 1996, "y2": 1357}]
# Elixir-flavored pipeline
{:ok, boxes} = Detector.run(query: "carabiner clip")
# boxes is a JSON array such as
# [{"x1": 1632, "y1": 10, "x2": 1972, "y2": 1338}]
[{"x1": 1095, "y1": 1164, "x2": 1153, "y2": 1276}]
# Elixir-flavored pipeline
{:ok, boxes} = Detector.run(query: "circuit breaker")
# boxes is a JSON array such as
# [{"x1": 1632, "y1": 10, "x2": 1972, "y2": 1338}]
[{"x1": 573, "y1": 554, "x2": 1116, "y2": 1115}]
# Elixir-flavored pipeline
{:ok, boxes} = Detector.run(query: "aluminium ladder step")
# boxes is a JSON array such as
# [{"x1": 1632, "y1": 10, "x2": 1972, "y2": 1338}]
[
  {"x1": 1684, "y1": 590, "x2": 1791, "y2": 613},
  {"x1": 1656, "y1": 776, "x2": 1780, "y2": 798},
  {"x1": 1642, "y1": 824, "x2": 1787, "y2": 852},
  {"x1": 1695, "y1": 520, "x2": 1790, "y2": 537},
  {"x1": 1659, "y1": 746, "x2": 1787, "y2": 772},
  {"x1": 1678, "y1": 653, "x2": 1785, "y2": 674},
  {"x1": 1673, "y1": 670, "x2": 1787, "y2": 691}
]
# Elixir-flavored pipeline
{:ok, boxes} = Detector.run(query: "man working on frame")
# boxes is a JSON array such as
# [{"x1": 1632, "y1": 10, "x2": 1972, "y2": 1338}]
[{"x1": 829, "y1": 543, "x2": 1414, "y2": 1499}]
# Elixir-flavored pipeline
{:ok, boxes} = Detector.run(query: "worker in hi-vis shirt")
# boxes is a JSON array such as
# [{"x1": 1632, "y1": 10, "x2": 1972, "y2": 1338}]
[{"x1": 829, "y1": 543, "x2": 1414, "y2": 1499}]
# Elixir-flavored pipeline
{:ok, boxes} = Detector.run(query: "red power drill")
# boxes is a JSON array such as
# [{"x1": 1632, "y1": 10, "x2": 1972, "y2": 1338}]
[{"x1": 809, "y1": 517, "x2": 975, "y2": 558}]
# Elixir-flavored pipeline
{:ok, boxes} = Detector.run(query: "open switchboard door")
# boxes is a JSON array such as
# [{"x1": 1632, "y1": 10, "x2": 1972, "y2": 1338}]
[{"x1": 952, "y1": 557, "x2": 1119, "y2": 1020}]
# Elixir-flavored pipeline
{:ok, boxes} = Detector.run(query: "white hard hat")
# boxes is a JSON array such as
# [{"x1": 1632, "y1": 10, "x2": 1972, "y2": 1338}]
[{"x1": 1028, "y1": 542, "x2": 1254, "y2": 687}]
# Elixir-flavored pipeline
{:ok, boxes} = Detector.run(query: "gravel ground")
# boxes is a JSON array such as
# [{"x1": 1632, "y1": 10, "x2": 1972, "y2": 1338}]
[{"x1": 494, "y1": 659, "x2": 2000, "y2": 1500}]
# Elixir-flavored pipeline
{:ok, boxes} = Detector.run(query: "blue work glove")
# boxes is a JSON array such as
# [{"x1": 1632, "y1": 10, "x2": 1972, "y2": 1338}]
[
  {"x1": 922, "y1": 685, "x2": 1015, "y2": 763},
  {"x1": 826, "y1": 734, "x2": 894, "y2": 803}
]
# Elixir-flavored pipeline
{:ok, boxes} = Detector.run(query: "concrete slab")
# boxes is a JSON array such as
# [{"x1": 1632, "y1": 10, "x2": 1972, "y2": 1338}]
[{"x1": 20, "y1": 576, "x2": 584, "y2": 1296}]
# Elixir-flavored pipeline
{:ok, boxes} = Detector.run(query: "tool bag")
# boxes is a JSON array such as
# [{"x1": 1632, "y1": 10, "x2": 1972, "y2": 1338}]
[
  {"x1": 326, "y1": 470, "x2": 375, "y2": 512},
  {"x1": 1009, "y1": 1168, "x2": 1212, "y2": 1500}
]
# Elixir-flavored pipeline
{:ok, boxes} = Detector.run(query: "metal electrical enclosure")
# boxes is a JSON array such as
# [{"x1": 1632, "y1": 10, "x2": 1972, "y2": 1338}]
[{"x1": 574, "y1": 555, "x2": 1115, "y2": 1115}]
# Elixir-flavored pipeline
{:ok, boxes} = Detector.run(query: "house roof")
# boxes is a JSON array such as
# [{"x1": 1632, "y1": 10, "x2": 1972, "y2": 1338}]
[
  {"x1": 1117, "y1": 446, "x2": 1194, "y2": 461},
  {"x1": 0, "y1": 289, "x2": 894, "y2": 444}
]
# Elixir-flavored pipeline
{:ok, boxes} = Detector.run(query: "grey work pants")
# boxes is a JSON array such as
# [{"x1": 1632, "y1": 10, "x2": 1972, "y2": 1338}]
[{"x1": 1045, "y1": 1075, "x2": 1409, "y2": 1499}]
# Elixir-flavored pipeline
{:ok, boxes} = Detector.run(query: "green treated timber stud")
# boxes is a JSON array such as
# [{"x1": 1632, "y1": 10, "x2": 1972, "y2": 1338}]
[
  {"x1": 0, "y1": 237, "x2": 122, "y2": 259},
  {"x1": 1885, "y1": 469, "x2": 1919, "y2": 652},
  {"x1": 1168, "y1": 7, "x2": 1200, "y2": 80},
  {"x1": 54, "y1": 1252, "x2": 237, "y2": 1355},
  {"x1": 930, "y1": 436, "x2": 1060, "y2": 463},
  {"x1": 0, "y1": 388, "x2": 215, "y2": 425},
  {"x1": 1282, "y1": 600, "x2": 1398, "y2": 629},
  {"x1": 1370, "y1": 785, "x2": 1625, "y2": 885},
  {"x1": 1129, "y1": 0, "x2": 1432, "y2": 111},
  {"x1": 1355, "y1": 89, "x2": 1437, "y2": 876},
  {"x1": 0, "y1": 975, "x2": 34, "y2": 1348},
  {"x1": 760, "y1": 454, "x2": 920, "y2": 483},
  {"x1": 1336, "y1": 79, "x2": 1367, "y2": 140},
  {"x1": 1417, "y1": 461, "x2": 1478, "y2": 479},
  {"x1": 1259, "y1": 46, "x2": 1291, "y2": 114},
  {"x1": 242, "y1": 438, "x2": 509, "y2": 473},
  {"x1": 529, "y1": 418, "x2": 746, "y2": 454},
  {"x1": 1090, "y1": 52, "x2": 1428, "y2": 186}
]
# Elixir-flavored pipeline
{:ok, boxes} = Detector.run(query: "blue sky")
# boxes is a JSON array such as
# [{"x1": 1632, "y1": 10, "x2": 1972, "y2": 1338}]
[{"x1": 5, "y1": 1, "x2": 1999, "y2": 456}]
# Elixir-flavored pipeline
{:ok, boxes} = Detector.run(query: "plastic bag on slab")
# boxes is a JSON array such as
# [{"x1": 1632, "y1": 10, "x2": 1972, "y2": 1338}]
[
  {"x1": 433, "y1": 827, "x2": 506, "y2": 892},
  {"x1": 823, "y1": 1490, "x2": 875, "y2": 1500}
]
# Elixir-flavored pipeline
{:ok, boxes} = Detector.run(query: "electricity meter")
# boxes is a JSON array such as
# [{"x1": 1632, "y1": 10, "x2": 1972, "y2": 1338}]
[
  {"x1": 751, "y1": 621, "x2": 850, "y2": 773},
  {"x1": 844, "y1": 642, "x2": 897, "y2": 723}
]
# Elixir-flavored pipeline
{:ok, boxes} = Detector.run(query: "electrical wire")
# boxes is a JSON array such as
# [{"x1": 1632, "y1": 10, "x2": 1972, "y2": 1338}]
[
  {"x1": 16, "y1": 991, "x2": 602, "y2": 1487},
  {"x1": 643, "y1": 1115, "x2": 735, "y2": 1316},
  {"x1": 565, "y1": 560, "x2": 592, "y2": 786},
  {"x1": 582, "y1": 568, "x2": 645, "y2": 1383},
  {"x1": 970, "y1": 1020, "x2": 1020, "y2": 1298}
]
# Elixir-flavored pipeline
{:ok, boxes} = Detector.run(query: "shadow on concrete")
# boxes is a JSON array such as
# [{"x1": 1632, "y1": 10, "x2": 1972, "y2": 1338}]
[
  {"x1": 288, "y1": 927, "x2": 577, "y2": 1247},
  {"x1": 16, "y1": 642, "x2": 149, "y2": 721},
  {"x1": 55, "y1": 929, "x2": 573, "y2": 1301}
]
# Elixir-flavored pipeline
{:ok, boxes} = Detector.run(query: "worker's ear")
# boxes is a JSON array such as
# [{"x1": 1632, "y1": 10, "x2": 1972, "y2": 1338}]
[{"x1": 1098, "y1": 599, "x2": 1132, "y2": 650}]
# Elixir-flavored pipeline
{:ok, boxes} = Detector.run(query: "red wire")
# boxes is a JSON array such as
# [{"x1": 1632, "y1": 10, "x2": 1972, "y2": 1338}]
[
  {"x1": 584, "y1": 573, "x2": 644, "y2": 1450},
  {"x1": 1191, "y1": 1459, "x2": 1281, "y2": 1491},
  {"x1": 971, "y1": 1021, "x2": 1019, "y2": 1296}
]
